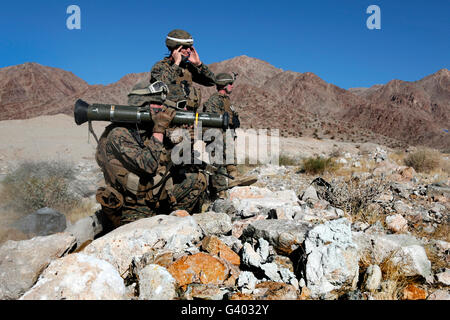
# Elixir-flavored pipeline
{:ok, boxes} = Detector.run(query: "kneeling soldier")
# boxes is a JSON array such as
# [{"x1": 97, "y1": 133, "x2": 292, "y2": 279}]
[{"x1": 95, "y1": 81, "x2": 207, "y2": 230}]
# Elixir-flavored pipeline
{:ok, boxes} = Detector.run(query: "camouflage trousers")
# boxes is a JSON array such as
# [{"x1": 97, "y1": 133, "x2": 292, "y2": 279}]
[
  {"x1": 208, "y1": 132, "x2": 237, "y2": 193},
  {"x1": 99, "y1": 172, "x2": 207, "y2": 229}
]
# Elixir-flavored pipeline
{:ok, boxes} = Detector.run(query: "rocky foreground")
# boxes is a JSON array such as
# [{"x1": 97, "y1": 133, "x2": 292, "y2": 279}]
[{"x1": 0, "y1": 146, "x2": 449, "y2": 300}]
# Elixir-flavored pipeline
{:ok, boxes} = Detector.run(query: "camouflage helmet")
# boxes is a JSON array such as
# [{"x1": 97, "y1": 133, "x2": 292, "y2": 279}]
[
  {"x1": 215, "y1": 72, "x2": 237, "y2": 88},
  {"x1": 127, "y1": 81, "x2": 169, "y2": 106},
  {"x1": 165, "y1": 29, "x2": 194, "y2": 51}
]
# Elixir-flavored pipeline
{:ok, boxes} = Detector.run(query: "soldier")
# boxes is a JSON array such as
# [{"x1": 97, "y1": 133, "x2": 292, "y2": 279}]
[
  {"x1": 203, "y1": 73, "x2": 256, "y2": 198},
  {"x1": 150, "y1": 29, "x2": 216, "y2": 111},
  {"x1": 95, "y1": 81, "x2": 207, "y2": 230}
]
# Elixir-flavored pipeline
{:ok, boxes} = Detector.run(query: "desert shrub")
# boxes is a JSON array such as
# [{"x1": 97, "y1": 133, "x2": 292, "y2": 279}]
[
  {"x1": 1, "y1": 160, "x2": 80, "y2": 213},
  {"x1": 302, "y1": 156, "x2": 336, "y2": 175},
  {"x1": 404, "y1": 148, "x2": 441, "y2": 173},
  {"x1": 320, "y1": 175, "x2": 387, "y2": 215},
  {"x1": 278, "y1": 154, "x2": 301, "y2": 166}
]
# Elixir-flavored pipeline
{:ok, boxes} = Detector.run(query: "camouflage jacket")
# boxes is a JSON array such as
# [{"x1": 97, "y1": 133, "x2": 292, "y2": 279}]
[
  {"x1": 96, "y1": 124, "x2": 169, "y2": 198},
  {"x1": 202, "y1": 92, "x2": 238, "y2": 125},
  {"x1": 150, "y1": 57, "x2": 215, "y2": 87}
]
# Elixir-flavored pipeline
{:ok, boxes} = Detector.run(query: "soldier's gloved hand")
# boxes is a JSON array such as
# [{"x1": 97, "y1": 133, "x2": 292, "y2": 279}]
[
  {"x1": 232, "y1": 113, "x2": 240, "y2": 129},
  {"x1": 152, "y1": 107, "x2": 176, "y2": 133}
]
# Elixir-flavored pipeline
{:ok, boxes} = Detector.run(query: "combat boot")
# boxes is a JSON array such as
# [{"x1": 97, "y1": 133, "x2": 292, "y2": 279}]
[
  {"x1": 218, "y1": 190, "x2": 227, "y2": 199},
  {"x1": 226, "y1": 165, "x2": 257, "y2": 189}
]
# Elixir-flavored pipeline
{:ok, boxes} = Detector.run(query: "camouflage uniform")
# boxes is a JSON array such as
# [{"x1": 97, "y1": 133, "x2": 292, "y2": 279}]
[
  {"x1": 150, "y1": 58, "x2": 215, "y2": 112},
  {"x1": 202, "y1": 92, "x2": 239, "y2": 192},
  {"x1": 95, "y1": 123, "x2": 207, "y2": 229},
  {"x1": 151, "y1": 57, "x2": 216, "y2": 88}
]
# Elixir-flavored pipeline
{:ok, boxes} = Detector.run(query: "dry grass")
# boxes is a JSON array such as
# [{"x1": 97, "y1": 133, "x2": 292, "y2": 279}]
[
  {"x1": 359, "y1": 250, "x2": 415, "y2": 300},
  {"x1": 389, "y1": 150, "x2": 406, "y2": 166},
  {"x1": 333, "y1": 158, "x2": 376, "y2": 178},
  {"x1": 300, "y1": 156, "x2": 338, "y2": 175},
  {"x1": 1, "y1": 160, "x2": 81, "y2": 214},
  {"x1": 404, "y1": 148, "x2": 442, "y2": 173},
  {"x1": 350, "y1": 205, "x2": 387, "y2": 226},
  {"x1": 278, "y1": 154, "x2": 302, "y2": 166}
]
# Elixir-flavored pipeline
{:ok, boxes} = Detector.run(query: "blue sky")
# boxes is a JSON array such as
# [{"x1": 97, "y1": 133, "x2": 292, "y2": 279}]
[{"x1": 0, "y1": 0, "x2": 448, "y2": 89}]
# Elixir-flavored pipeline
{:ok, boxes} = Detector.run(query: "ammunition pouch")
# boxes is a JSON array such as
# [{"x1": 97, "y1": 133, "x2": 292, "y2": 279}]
[{"x1": 96, "y1": 186, "x2": 124, "y2": 211}]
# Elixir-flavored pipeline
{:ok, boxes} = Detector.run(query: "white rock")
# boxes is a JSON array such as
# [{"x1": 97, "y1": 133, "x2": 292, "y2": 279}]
[
  {"x1": 256, "y1": 238, "x2": 270, "y2": 262},
  {"x1": 137, "y1": 264, "x2": 177, "y2": 300},
  {"x1": 82, "y1": 215, "x2": 202, "y2": 277},
  {"x1": 20, "y1": 253, "x2": 126, "y2": 300},
  {"x1": 372, "y1": 235, "x2": 431, "y2": 279},
  {"x1": 242, "y1": 243, "x2": 262, "y2": 268},
  {"x1": 237, "y1": 271, "x2": 258, "y2": 293},
  {"x1": 230, "y1": 186, "x2": 302, "y2": 219},
  {"x1": 385, "y1": 214, "x2": 408, "y2": 233},
  {"x1": 304, "y1": 218, "x2": 359, "y2": 298},
  {"x1": 435, "y1": 269, "x2": 450, "y2": 286},
  {"x1": 364, "y1": 265, "x2": 382, "y2": 291},
  {"x1": 301, "y1": 186, "x2": 319, "y2": 202},
  {"x1": 193, "y1": 211, "x2": 232, "y2": 236},
  {"x1": 64, "y1": 213, "x2": 104, "y2": 249},
  {"x1": 0, "y1": 233, "x2": 76, "y2": 300},
  {"x1": 427, "y1": 289, "x2": 450, "y2": 300},
  {"x1": 260, "y1": 263, "x2": 281, "y2": 282}
]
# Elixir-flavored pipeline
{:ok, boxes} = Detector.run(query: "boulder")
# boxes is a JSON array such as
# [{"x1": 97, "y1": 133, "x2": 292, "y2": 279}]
[
  {"x1": 241, "y1": 219, "x2": 313, "y2": 255},
  {"x1": 20, "y1": 253, "x2": 126, "y2": 300},
  {"x1": 64, "y1": 211, "x2": 104, "y2": 249},
  {"x1": 12, "y1": 207, "x2": 66, "y2": 237},
  {"x1": 435, "y1": 269, "x2": 450, "y2": 286},
  {"x1": 427, "y1": 289, "x2": 450, "y2": 300},
  {"x1": 218, "y1": 235, "x2": 243, "y2": 254},
  {"x1": 210, "y1": 199, "x2": 238, "y2": 217},
  {"x1": 0, "y1": 233, "x2": 76, "y2": 300},
  {"x1": 232, "y1": 214, "x2": 266, "y2": 239},
  {"x1": 237, "y1": 271, "x2": 258, "y2": 293},
  {"x1": 402, "y1": 284, "x2": 427, "y2": 300},
  {"x1": 229, "y1": 186, "x2": 302, "y2": 219},
  {"x1": 426, "y1": 184, "x2": 450, "y2": 199},
  {"x1": 193, "y1": 211, "x2": 232, "y2": 236},
  {"x1": 304, "y1": 218, "x2": 359, "y2": 298},
  {"x1": 260, "y1": 263, "x2": 281, "y2": 281},
  {"x1": 182, "y1": 284, "x2": 227, "y2": 300},
  {"x1": 252, "y1": 281, "x2": 298, "y2": 300},
  {"x1": 201, "y1": 236, "x2": 240, "y2": 266},
  {"x1": 167, "y1": 252, "x2": 233, "y2": 287},
  {"x1": 363, "y1": 265, "x2": 382, "y2": 291},
  {"x1": 82, "y1": 215, "x2": 202, "y2": 277},
  {"x1": 385, "y1": 214, "x2": 408, "y2": 233},
  {"x1": 372, "y1": 235, "x2": 432, "y2": 279},
  {"x1": 241, "y1": 242, "x2": 262, "y2": 268},
  {"x1": 301, "y1": 186, "x2": 319, "y2": 202},
  {"x1": 137, "y1": 264, "x2": 177, "y2": 300}
]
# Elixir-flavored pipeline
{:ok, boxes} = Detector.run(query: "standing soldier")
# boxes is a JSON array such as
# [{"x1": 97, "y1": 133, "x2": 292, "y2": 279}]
[
  {"x1": 150, "y1": 29, "x2": 216, "y2": 111},
  {"x1": 203, "y1": 73, "x2": 256, "y2": 198}
]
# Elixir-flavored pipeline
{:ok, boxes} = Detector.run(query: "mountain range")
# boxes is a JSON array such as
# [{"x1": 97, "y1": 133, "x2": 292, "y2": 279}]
[{"x1": 0, "y1": 56, "x2": 448, "y2": 150}]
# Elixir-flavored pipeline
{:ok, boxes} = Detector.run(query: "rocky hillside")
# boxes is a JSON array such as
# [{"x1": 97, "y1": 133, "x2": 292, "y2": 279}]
[
  {"x1": 0, "y1": 58, "x2": 449, "y2": 149},
  {"x1": 0, "y1": 144, "x2": 449, "y2": 300}
]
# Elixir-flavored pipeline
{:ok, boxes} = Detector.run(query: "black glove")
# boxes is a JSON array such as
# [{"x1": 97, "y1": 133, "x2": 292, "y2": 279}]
[{"x1": 232, "y1": 113, "x2": 240, "y2": 129}]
